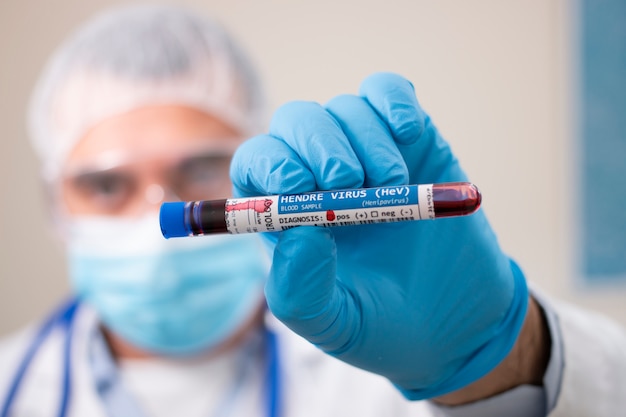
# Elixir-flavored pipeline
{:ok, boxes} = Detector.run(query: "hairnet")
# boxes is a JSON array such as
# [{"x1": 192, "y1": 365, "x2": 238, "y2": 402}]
[{"x1": 28, "y1": 4, "x2": 266, "y2": 182}]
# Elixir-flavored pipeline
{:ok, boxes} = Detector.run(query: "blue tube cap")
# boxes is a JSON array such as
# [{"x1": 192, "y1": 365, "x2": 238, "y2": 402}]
[{"x1": 159, "y1": 202, "x2": 188, "y2": 238}]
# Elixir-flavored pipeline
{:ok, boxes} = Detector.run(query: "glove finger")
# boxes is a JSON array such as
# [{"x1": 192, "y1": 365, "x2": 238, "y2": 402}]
[
  {"x1": 230, "y1": 134, "x2": 317, "y2": 197},
  {"x1": 265, "y1": 226, "x2": 358, "y2": 352},
  {"x1": 358, "y1": 72, "x2": 425, "y2": 146},
  {"x1": 325, "y1": 94, "x2": 409, "y2": 187},
  {"x1": 269, "y1": 101, "x2": 365, "y2": 191},
  {"x1": 360, "y1": 72, "x2": 467, "y2": 183}
]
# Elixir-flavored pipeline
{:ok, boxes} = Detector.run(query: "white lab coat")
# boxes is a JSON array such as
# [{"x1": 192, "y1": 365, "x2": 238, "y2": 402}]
[{"x1": 0, "y1": 297, "x2": 625, "y2": 417}]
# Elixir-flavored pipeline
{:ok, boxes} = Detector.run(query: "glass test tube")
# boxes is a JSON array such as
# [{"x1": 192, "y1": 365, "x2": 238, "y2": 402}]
[{"x1": 159, "y1": 182, "x2": 481, "y2": 238}]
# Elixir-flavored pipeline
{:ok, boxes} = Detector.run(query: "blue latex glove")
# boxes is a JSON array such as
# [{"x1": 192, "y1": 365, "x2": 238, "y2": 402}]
[{"x1": 230, "y1": 73, "x2": 528, "y2": 400}]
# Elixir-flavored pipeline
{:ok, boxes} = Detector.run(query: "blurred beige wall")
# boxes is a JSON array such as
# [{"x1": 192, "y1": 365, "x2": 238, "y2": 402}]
[{"x1": 1, "y1": 0, "x2": 625, "y2": 337}]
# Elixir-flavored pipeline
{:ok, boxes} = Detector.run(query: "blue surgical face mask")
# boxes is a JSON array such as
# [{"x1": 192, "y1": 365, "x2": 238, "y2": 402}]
[{"x1": 66, "y1": 213, "x2": 269, "y2": 355}]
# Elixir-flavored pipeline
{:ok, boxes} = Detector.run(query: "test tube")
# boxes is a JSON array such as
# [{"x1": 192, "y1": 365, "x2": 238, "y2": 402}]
[{"x1": 159, "y1": 182, "x2": 481, "y2": 238}]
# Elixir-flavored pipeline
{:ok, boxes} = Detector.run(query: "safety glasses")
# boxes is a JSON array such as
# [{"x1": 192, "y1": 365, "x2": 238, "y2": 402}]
[{"x1": 59, "y1": 144, "x2": 235, "y2": 217}]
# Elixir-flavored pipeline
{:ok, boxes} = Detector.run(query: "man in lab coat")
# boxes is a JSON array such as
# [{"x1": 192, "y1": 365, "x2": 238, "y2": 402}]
[{"x1": 1, "y1": 5, "x2": 624, "y2": 417}]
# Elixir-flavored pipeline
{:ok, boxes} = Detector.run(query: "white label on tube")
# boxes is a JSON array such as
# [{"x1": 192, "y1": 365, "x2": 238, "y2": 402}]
[{"x1": 224, "y1": 184, "x2": 435, "y2": 234}]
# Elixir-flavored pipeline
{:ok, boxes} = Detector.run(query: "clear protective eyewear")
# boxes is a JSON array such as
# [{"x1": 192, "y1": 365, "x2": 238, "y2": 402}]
[{"x1": 58, "y1": 143, "x2": 236, "y2": 218}]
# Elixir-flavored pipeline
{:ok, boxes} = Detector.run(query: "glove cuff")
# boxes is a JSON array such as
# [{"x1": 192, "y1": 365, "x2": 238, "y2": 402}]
[{"x1": 395, "y1": 259, "x2": 529, "y2": 400}]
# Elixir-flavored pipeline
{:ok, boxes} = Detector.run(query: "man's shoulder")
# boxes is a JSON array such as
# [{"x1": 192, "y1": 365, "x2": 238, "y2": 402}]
[
  {"x1": 0, "y1": 324, "x2": 37, "y2": 360},
  {"x1": 0, "y1": 323, "x2": 38, "y2": 392}
]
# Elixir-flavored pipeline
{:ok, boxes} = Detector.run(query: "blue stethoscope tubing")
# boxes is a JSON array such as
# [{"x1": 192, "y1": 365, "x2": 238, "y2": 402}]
[
  {"x1": 264, "y1": 328, "x2": 281, "y2": 417},
  {"x1": 1, "y1": 298, "x2": 79, "y2": 417},
  {"x1": 1, "y1": 299, "x2": 282, "y2": 417}
]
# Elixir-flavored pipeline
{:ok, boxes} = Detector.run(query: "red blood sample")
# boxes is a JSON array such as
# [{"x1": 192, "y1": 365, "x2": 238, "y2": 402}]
[{"x1": 432, "y1": 182, "x2": 481, "y2": 218}]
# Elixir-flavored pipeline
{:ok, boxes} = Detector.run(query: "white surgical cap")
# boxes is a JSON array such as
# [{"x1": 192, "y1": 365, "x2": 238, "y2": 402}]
[{"x1": 28, "y1": 4, "x2": 266, "y2": 182}]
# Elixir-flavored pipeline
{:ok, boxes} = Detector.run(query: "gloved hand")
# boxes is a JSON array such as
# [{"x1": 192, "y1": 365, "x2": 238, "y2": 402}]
[{"x1": 230, "y1": 73, "x2": 528, "y2": 400}]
